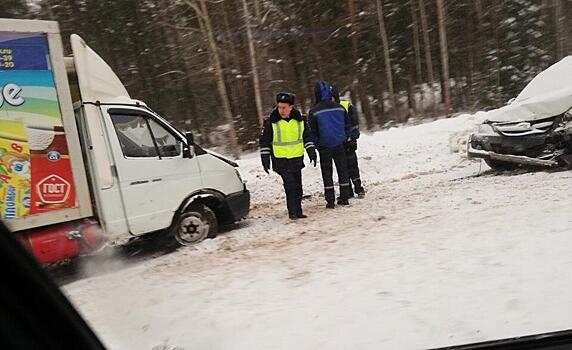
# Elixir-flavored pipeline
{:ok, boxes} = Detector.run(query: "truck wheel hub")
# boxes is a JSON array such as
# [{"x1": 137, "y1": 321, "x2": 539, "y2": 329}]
[{"x1": 178, "y1": 216, "x2": 207, "y2": 242}]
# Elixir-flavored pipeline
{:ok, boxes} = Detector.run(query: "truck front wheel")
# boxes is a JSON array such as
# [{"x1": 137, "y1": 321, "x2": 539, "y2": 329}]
[{"x1": 174, "y1": 204, "x2": 218, "y2": 246}]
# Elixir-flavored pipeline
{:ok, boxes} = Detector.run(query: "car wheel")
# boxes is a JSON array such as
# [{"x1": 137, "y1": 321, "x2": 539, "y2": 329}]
[{"x1": 174, "y1": 204, "x2": 218, "y2": 246}]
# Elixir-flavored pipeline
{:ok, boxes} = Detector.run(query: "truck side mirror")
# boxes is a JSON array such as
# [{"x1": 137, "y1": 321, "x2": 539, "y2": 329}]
[
  {"x1": 183, "y1": 131, "x2": 195, "y2": 158},
  {"x1": 185, "y1": 131, "x2": 194, "y2": 145}
]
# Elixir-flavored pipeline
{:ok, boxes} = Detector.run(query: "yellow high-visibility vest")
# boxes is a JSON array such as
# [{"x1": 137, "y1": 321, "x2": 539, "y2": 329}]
[
  {"x1": 271, "y1": 119, "x2": 304, "y2": 159},
  {"x1": 340, "y1": 100, "x2": 350, "y2": 112}
]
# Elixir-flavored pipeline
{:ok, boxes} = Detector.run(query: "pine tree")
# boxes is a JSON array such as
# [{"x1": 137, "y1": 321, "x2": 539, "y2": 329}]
[{"x1": 495, "y1": 0, "x2": 552, "y2": 102}]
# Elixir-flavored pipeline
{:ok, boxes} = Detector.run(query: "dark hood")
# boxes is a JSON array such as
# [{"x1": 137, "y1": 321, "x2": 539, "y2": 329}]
[
  {"x1": 330, "y1": 84, "x2": 340, "y2": 103},
  {"x1": 314, "y1": 81, "x2": 332, "y2": 103}
]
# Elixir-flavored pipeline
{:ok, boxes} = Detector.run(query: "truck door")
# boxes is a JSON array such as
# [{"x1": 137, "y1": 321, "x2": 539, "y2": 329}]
[{"x1": 101, "y1": 106, "x2": 202, "y2": 235}]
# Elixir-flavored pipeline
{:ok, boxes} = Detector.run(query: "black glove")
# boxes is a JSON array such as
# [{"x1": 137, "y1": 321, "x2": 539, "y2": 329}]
[
  {"x1": 307, "y1": 148, "x2": 317, "y2": 167},
  {"x1": 261, "y1": 154, "x2": 270, "y2": 174},
  {"x1": 346, "y1": 138, "x2": 357, "y2": 152}
]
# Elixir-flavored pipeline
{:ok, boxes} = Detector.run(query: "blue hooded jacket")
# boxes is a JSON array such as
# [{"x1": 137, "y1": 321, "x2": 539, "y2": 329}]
[{"x1": 308, "y1": 81, "x2": 349, "y2": 148}]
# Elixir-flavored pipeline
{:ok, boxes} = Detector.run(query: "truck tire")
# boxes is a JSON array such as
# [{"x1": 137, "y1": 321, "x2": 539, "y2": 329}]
[{"x1": 174, "y1": 204, "x2": 218, "y2": 246}]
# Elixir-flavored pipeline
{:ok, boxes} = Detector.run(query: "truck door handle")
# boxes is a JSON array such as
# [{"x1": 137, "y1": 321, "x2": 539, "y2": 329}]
[
  {"x1": 130, "y1": 180, "x2": 149, "y2": 186},
  {"x1": 152, "y1": 178, "x2": 162, "y2": 182}
]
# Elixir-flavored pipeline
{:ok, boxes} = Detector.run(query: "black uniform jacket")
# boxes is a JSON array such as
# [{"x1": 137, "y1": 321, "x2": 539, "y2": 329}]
[{"x1": 259, "y1": 108, "x2": 316, "y2": 173}]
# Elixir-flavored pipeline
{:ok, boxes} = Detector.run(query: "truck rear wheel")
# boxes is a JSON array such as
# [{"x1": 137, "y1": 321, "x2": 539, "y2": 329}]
[{"x1": 174, "y1": 204, "x2": 218, "y2": 246}]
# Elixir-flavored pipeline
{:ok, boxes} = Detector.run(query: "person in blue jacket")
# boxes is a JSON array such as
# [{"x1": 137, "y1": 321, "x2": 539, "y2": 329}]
[{"x1": 307, "y1": 81, "x2": 351, "y2": 208}]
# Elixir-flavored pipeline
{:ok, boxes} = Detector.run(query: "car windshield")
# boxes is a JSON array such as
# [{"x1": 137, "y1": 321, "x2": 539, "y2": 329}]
[{"x1": 3, "y1": 2, "x2": 572, "y2": 350}]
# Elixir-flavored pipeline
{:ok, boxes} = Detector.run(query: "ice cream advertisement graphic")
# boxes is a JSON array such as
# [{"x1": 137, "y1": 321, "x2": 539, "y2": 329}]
[{"x1": 0, "y1": 33, "x2": 76, "y2": 220}]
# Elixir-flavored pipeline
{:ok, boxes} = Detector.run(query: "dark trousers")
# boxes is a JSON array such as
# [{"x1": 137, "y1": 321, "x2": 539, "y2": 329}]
[
  {"x1": 346, "y1": 149, "x2": 364, "y2": 195},
  {"x1": 279, "y1": 170, "x2": 303, "y2": 216},
  {"x1": 318, "y1": 145, "x2": 350, "y2": 204}
]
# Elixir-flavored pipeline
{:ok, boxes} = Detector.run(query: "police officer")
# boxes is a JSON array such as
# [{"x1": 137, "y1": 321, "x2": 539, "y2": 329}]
[
  {"x1": 260, "y1": 92, "x2": 317, "y2": 220},
  {"x1": 308, "y1": 81, "x2": 351, "y2": 208},
  {"x1": 331, "y1": 84, "x2": 365, "y2": 198}
]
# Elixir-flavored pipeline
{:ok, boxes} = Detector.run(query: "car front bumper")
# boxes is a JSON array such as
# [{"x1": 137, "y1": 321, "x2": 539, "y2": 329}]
[{"x1": 467, "y1": 133, "x2": 559, "y2": 167}]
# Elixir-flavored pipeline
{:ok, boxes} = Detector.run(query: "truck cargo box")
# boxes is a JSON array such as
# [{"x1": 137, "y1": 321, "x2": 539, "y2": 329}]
[{"x1": 0, "y1": 19, "x2": 92, "y2": 232}]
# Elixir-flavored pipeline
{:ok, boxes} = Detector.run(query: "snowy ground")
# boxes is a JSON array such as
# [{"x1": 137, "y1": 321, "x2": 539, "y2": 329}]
[{"x1": 62, "y1": 113, "x2": 572, "y2": 350}]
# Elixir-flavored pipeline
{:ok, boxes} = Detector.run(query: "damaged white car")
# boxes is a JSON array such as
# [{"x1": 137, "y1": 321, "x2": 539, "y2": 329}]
[{"x1": 468, "y1": 57, "x2": 572, "y2": 169}]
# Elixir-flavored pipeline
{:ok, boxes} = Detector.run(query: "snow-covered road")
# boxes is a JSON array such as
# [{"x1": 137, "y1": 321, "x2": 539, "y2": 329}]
[{"x1": 62, "y1": 114, "x2": 572, "y2": 350}]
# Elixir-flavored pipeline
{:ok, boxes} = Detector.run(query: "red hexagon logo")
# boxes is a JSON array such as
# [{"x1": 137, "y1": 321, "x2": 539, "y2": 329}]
[{"x1": 36, "y1": 174, "x2": 71, "y2": 204}]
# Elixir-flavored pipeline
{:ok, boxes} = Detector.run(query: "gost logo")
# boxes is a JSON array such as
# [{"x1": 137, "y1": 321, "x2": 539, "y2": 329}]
[{"x1": 47, "y1": 151, "x2": 61, "y2": 162}]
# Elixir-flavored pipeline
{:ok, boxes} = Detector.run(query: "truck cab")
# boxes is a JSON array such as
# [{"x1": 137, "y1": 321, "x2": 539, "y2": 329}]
[{"x1": 69, "y1": 34, "x2": 249, "y2": 245}]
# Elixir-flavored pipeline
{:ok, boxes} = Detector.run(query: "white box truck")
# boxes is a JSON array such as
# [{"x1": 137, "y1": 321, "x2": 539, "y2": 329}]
[{"x1": 0, "y1": 19, "x2": 250, "y2": 264}]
